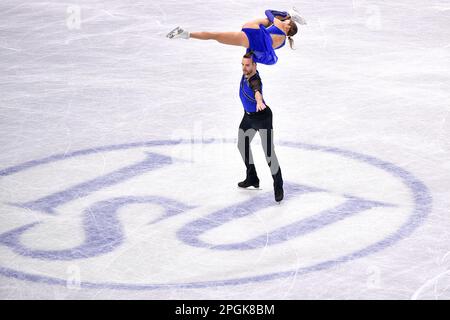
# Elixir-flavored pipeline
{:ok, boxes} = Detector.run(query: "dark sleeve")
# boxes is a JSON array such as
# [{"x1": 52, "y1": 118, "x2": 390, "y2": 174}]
[
  {"x1": 249, "y1": 76, "x2": 262, "y2": 93},
  {"x1": 265, "y1": 10, "x2": 289, "y2": 23}
]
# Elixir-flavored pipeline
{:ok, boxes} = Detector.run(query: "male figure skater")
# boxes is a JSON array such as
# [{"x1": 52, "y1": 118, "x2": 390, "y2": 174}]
[{"x1": 238, "y1": 51, "x2": 284, "y2": 202}]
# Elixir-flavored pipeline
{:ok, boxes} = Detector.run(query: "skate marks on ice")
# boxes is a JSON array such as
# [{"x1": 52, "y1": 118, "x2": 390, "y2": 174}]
[{"x1": 411, "y1": 250, "x2": 450, "y2": 299}]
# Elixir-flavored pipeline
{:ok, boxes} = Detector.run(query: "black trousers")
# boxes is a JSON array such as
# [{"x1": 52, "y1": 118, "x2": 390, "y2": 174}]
[{"x1": 237, "y1": 107, "x2": 282, "y2": 185}]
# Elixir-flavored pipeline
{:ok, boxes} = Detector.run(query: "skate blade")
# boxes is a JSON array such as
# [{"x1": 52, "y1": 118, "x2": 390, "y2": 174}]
[
  {"x1": 237, "y1": 186, "x2": 261, "y2": 190},
  {"x1": 166, "y1": 27, "x2": 181, "y2": 38},
  {"x1": 291, "y1": 6, "x2": 307, "y2": 25}
]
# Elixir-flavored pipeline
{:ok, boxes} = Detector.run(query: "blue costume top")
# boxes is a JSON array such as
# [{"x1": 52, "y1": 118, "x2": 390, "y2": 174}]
[
  {"x1": 239, "y1": 71, "x2": 265, "y2": 113},
  {"x1": 241, "y1": 9, "x2": 289, "y2": 65},
  {"x1": 266, "y1": 24, "x2": 287, "y2": 49}
]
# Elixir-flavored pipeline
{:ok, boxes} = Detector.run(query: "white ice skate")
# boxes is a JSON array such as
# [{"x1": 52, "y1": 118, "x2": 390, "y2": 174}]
[
  {"x1": 289, "y1": 7, "x2": 307, "y2": 25},
  {"x1": 166, "y1": 26, "x2": 190, "y2": 39}
]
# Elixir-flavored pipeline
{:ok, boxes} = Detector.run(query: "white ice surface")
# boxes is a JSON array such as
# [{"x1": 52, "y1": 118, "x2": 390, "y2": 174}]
[{"x1": 0, "y1": 0, "x2": 449, "y2": 299}]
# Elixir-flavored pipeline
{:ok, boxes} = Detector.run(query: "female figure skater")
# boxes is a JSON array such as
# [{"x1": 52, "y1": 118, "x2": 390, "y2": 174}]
[{"x1": 166, "y1": 8, "x2": 306, "y2": 65}]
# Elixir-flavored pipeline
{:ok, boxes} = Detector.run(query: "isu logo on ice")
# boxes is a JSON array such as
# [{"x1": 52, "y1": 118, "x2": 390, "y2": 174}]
[{"x1": 0, "y1": 139, "x2": 431, "y2": 289}]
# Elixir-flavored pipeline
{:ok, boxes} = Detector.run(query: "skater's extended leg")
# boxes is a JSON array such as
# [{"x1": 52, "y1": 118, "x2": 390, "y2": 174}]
[{"x1": 190, "y1": 31, "x2": 249, "y2": 47}]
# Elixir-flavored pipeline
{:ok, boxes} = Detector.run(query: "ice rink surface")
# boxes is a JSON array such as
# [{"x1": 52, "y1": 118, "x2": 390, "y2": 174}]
[{"x1": 0, "y1": 0, "x2": 449, "y2": 299}]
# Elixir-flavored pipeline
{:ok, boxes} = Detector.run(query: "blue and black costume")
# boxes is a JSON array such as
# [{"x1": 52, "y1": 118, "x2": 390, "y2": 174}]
[
  {"x1": 241, "y1": 10, "x2": 290, "y2": 65},
  {"x1": 237, "y1": 70, "x2": 283, "y2": 195}
]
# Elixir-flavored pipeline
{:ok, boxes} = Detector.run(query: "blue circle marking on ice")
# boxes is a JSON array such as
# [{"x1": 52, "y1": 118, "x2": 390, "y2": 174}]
[{"x1": 0, "y1": 139, "x2": 432, "y2": 290}]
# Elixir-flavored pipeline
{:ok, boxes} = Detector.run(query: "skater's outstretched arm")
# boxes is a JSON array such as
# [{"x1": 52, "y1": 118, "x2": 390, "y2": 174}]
[
  {"x1": 248, "y1": 77, "x2": 266, "y2": 111},
  {"x1": 264, "y1": 9, "x2": 294, "y2": 36},
  {"x1": 255, "y1": 91, "x2": 266, "y2": 111},
  {"x1": 243, "y1": 10, "x2": 290, "y2": 29},
  {"x1": 265, "y1": 10, "x2": 290, "y2": 22}
]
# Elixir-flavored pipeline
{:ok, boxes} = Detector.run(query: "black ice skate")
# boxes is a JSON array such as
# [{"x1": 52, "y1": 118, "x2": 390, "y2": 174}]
[
  {"x1": 274, "y1": 186, "x2": 284, "y2": 202},
  {"x1": 238, "y1": 164, "x2": 260, "y2": 189},
  {"x1": 272, "y1": 168, "x2": 284, "y2": 202}
]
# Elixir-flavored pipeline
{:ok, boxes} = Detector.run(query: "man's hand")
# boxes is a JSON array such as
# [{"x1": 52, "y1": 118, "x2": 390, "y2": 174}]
[
  {"x1": 256, "y1": 102, "x2": 267, "y2": 111},
  {"x1": 255, "y1": 91, "x2": 266, "y2": 111}
]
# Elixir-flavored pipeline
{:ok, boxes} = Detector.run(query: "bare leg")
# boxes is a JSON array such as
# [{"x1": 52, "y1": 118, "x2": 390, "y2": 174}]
[
  {"x1": 242, "y1": 18, "x2": 271, "y2": 29},
  {"x1": 189, "y1": 31, "x2": 249, "y2": 48}
]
